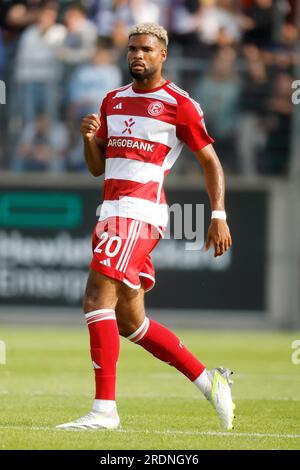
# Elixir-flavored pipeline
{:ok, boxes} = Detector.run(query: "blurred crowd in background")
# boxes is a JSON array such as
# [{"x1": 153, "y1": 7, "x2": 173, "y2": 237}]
[{"x1": 0, "y1": 0, "x2": 298, "y2": 176}]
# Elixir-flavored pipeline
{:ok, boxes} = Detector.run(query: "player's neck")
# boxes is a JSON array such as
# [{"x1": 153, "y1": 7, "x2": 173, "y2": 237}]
[{"x1": 132, "y1": 76, "x2": 167, "y2": 92}]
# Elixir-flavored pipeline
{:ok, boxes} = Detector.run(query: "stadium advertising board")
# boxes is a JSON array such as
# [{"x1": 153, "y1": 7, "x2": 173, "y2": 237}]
[{"x1": 0, "y1": 187, "x2": 267, "y2": 311}]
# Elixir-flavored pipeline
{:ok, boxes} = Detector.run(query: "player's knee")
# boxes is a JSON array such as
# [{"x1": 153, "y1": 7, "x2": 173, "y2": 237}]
[
  {"x1": 83, "y1": 281, "x2": 118, "y2": 313},
  {"x1": 83, "y1": 297, "x2": 97, "y2": 314},
  {"x1": 83, "y1": 270, "x2": 119, "y2": 313},
  {"x1": 116, "y1": 317, "x2": 141, "y2": 338},
  {"x1": 83, "y1": 289, "x2": 113, "y2": 314}
]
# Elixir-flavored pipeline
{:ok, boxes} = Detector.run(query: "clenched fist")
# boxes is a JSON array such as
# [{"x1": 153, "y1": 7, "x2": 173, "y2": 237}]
[{"x1": 80, "y1": 114, "x2": 101, "y2": 141}]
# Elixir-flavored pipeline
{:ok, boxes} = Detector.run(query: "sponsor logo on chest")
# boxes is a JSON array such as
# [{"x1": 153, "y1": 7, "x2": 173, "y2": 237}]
[
  {"x1": 108, "y1": 138, "x2": 154, "y2": 152},
  {"x1": 122, "y1": 118, "x2": 135, "y2": 134}
]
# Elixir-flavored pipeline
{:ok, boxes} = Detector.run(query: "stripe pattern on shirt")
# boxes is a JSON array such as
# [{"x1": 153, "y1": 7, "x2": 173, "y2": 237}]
[{"x1": 99, "y1": 82, "x2": 211, "y2": 228}]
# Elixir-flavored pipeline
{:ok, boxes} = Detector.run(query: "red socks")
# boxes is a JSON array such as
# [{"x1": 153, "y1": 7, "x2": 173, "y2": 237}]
[
  {"x1": 85, "y1": 309, "x2": 119, "y2": 400},
  {"x1": 85, "y1": 310, "x2": 205, "y2": 401},
  {"x1": 127, "y1": 317, "x2": 205, "y2": 381}
]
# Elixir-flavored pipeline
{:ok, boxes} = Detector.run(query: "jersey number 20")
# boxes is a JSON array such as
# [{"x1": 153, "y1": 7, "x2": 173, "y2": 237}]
[{"x1": 94, "y1": 232, "x2": 122, "y2": 257}]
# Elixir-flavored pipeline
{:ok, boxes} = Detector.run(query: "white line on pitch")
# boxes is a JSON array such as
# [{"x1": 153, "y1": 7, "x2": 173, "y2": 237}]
[
  {"x1": 118, "y1": 429, "x2": 300, "y2": 439},
  {"x1": 1, "y1": 391, "x2": 299, "y2": 401},
  {"x1": 0, "y1": 425, "x2": 300, "y2": 439}
]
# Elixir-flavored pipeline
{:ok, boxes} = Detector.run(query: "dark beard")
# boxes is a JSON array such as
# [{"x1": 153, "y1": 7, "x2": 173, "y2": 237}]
[{"x1": 129, "y1": 65, "x2": 155, "y2": 80}]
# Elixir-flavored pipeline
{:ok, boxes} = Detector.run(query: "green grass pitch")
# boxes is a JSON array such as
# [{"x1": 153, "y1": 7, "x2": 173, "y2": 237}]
[{"x1": 0, "y1": 326, "x2": 300, "y2": 450}]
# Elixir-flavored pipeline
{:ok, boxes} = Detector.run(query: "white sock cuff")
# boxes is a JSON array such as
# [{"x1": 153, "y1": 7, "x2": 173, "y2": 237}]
[
  {"x1": 126, "y1": 317, "x2": 150, "y2": 343},
  {"x1": 93, "y1": 399, "x2": 116, "y2": 413},
  {"x1": 193, "y1": 369, "x2": 211, "y2": 398},
  {"x1": 85, "y1": 308, "x2": 116, "y2": 325}
]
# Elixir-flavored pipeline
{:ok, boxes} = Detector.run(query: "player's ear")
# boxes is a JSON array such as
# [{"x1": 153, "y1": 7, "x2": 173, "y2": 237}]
[{"x1": 161, "y1": 48, "x2": 167, "y2": 63}]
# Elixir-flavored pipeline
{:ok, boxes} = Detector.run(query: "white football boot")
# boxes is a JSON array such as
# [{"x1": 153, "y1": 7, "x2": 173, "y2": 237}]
[
  {"x1": 206, "y1": 367, "x2": 236, "y2": 431},
  {"x1": 56, "y1": 408, "x2": 120, "y2": 430}
]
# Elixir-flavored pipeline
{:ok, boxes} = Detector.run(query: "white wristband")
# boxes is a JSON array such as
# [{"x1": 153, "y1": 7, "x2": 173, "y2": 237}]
[{"x1": 211, "y1": 210, "x2": 227, "y2": 220}]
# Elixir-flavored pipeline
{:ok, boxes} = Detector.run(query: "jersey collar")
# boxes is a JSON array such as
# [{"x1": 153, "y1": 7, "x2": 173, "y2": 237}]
[{"x1": 132, "y1": 80, "x2": 171, "y2": 94}]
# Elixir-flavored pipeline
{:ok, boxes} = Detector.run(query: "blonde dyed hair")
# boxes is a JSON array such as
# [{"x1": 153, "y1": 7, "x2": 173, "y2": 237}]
[{"x1": 129, "y1": 23, "x2": 168, "y2": 48}]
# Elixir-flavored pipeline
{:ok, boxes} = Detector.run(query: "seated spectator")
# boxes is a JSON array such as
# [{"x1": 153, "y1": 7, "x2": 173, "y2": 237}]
[
  {"x1": 0, "y1": 28, "x2": 4, "y2": 167},
  {"x1": 193, "y1": 46, "x2": 241, "y2": 172},
  {"x1": 262, "y1": 22, "x2": 298, "y2": 76},
  {"x1": 58, "y1": 4, "x2": 97, "y2": 79},
  {"x1": 0, "y1": 28, "x2": 4, "y2": 74},
  {"x1": 84, "y1": 0, "x2": 162, "y2": 53},
  {"x1": 259, "y1": 72, "x2": 293, "y2": 175},
  {"x1": 169, "y1": 0, "x2": 208, "y2": 59},
  {"x1": 170, "y1": 0, "x2": 241, "y2": 59},
  {"x1": 12, "y1": 114, "x2": 69, "y2": 172},
  {"x1": 0, "y1": 0, "x2": 45, "y2": 167},
  {"x1": 0, "y1": 0, "x2": 42, "y2": 39},
  {"x1": 0, "y1": 0, "x2": 58, "y2": 88},
  {"x1": 130, "y1": 0, "x2": 160, "y2": 24},
  {"x1": 14, "y1": 1, "x2": 66, "y2": 125},
  {"x1": 241, "y1": 0, "x2": 274, "y2": 47},
  {"x1": 66, "y1": 40, "x2": 122, "y2": 137},
  {"x1": 197, "y1": 0, "x2": 241, "y2": 48},
  {"x1": 237, "y1": 44, "x2": 269, "y2": 176},
  {"x1": 111, "y1": 20, "x2": 131, "y2": 53},
  {"x1": 84, "y1": 0, "x2": 133, "y2": 38},
  {"x1": 65, "y1": 128, "x2": 86, "y2": 172}
]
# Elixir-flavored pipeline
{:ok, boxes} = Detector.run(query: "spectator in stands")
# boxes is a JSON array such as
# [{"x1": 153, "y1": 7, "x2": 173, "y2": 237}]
[
  {"x1": 0, "y1": 1, "x2": 54, "y2": 82},
  {"x1": 58, "y1": 3, "x2": 98, "y2": 78},
  {"x1": 0, "y1": 29, "x2": 4, "y2": 167},
  {"x1": 130, "y1": 0, "x2": 160, "y2": 24},
  {"x1": 1, "y1": 0, "x2": 298, "y2": 176},
  {"x1": 262, "y1": 21, "x2": 298, "y2": 76},
  {"x1": 67, "y1": 40, "x2": 121, "y2": 127},
  {"x1": 65, "y1": 128, "x2": 86, "y2": 172},
  {"x1": 65, "y1": 39, "x2": 121, "y2": 172},
  {"x1": 14, "y1": 1, "x2": 66, "y2": 125},
  {"x1": 170, "y1": 0, "x2": 241, "y2": 59},
  {"x1": 169, "y1": 0, "x2": 207, "y2": 58},
  {"x1": 259, "y1": 72, "x2": 293, "y2": 175},
  {"x1": 241, "y1": 0, "x2": 274, "y2": 47},
  {"x1": 84, "y1": 0, "x2": 133, "y2": 38},
  {"x1": 193, "y1": 46, "x2": 241, "y2": 172},
  {"x1": 12, "y1": 113, "x2": 69, "y2": 172},
  {"x1": 237, "y1": 45, "x2": 269, "y2": 176},
  {"x1": 0, "y1": 0, "x2": 45, "y2": 167},
  {"x1": 0, "y1": 1, "x2": 42, "y2": 39},
  {"x1": 111, "y1": 20, "x2": 131, "y2": 52},
  {"x1": 0, "y1": 28, "x2": 4, "y2": 74},
  {"x1": 197, "y1": 0, "x2": 241, "y2": 48},
  {"x1": 84, "y1": 0, "x2": 162, "y2": 52}
]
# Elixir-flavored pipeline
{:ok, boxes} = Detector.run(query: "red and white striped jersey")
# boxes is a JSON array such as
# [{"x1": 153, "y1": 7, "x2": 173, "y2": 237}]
[{"x1": 95, "y1": 80, "x2": 214, "y2": 229}]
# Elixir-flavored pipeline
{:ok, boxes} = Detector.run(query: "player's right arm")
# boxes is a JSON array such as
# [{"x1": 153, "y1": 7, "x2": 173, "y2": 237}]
[{"x1": 80, "y1": 113, "x2": 106, "y2": 177}]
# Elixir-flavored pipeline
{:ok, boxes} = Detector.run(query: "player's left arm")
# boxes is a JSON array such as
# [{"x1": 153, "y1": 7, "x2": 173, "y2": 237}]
[{"x1": 194, "y1": 144, "x2": 232, "y2": 258}]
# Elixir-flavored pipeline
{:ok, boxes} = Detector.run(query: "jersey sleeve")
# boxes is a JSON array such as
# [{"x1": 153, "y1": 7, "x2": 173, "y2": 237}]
[
  {"x1": 176, "y1": 98, "x2": 214, "y2": 151},
  {"x1": 95, "y1": 95, "x2": 108, "y2": 141}
]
